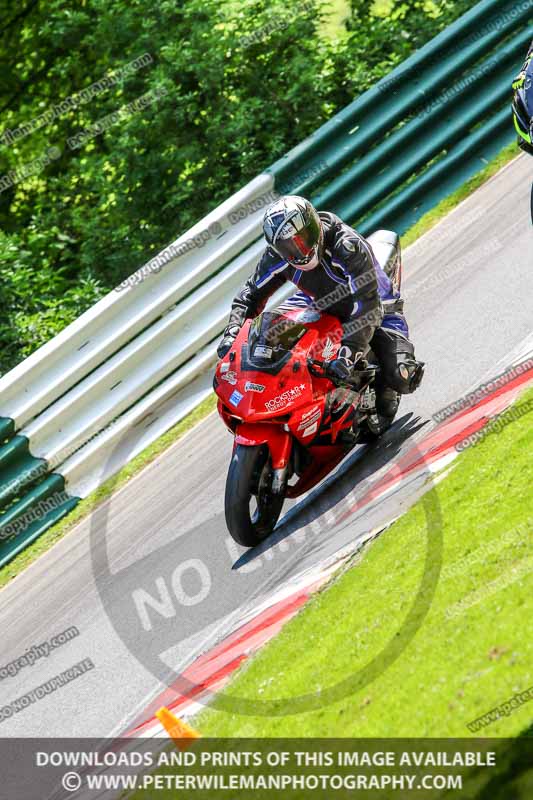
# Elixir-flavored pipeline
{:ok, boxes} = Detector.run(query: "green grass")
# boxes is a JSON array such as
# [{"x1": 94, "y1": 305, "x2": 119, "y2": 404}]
[
  {"x1": 0, "y1": 141, "x2": 523, "y2": 592},
  {"x1": 401, "y1": 141, "x2": 521, "y2": 248},
  {"x1": 194, "y1": 387, "x2": 533, "y2": 738}
]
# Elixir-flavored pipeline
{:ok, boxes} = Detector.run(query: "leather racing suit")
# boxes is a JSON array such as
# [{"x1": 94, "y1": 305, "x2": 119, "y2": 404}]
[{"x1": 221, "y1": 212, "x2": 423, "y2": 415}]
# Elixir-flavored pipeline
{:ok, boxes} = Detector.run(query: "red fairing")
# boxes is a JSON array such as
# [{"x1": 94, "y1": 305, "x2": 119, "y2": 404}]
[
  {"x1": 235, "y1": 423, "x2": 292, "y2": 469},
  {"x1": 214, "y1": 307, "x2": 360, "y2": 496}
]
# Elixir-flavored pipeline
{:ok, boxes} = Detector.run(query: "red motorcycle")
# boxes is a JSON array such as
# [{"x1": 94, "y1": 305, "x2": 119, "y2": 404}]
[{"x1": 214, "y1": 230, "x2": 401, "y2": 547}]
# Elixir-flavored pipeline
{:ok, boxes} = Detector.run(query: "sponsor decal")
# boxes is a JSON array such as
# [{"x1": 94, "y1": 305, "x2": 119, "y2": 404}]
[
  {"x1": 265, "y1": 383, "x2": 306, "y2": 412},
  {"x1": 301, "y1": 405, "x2": 320, "y2": 421},
  {"x1": 302, "y1": 421, "x2": 318, "y2": 437},
  {"x1": 221, "y1": 370, "x2": 238, "y2": 385},
  {"x1": 297, "y1": 406, "x2": 321, "y2": 430},
  {"x1": 244, "y1": 381, "x2": 265, "y2": 393},
  {"x1": 254, "y1": 345, "x2": 272, "y2": 358},
  {"x1": 321, "y1": 337, "x2": 336, "y2": 361},
  {"x1": 229, "y1": 390, "x2": 244, "y2": 407},
  {"x1": 220, "y1": 363, "x2": 230, "y2": 373}
]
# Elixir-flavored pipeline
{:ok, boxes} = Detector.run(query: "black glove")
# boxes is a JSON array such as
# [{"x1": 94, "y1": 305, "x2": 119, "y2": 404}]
[
  {"x1": 326, "y1": 345, "x2": 365, "y2": 385},
  {"x1": 326, "y1": 358, "x2": 353, "y2": 384},
  {"x1": 217, "y1": 324, "x2": 240, "y2": 359}
]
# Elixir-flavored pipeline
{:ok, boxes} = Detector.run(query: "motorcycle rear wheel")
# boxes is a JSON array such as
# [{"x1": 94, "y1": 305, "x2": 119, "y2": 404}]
[{"x1": 225, "y1": 444, "x2": 285, "y2": 547}]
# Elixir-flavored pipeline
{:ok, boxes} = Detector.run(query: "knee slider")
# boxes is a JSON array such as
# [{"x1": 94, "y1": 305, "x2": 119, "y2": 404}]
[{"x1": 395, "y1": 359, "x2": 424, "y2": 394}]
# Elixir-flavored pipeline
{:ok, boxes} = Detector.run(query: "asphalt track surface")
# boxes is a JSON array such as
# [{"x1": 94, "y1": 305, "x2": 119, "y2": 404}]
[{"x1": 0, "y1": 154, "x2": 532, "y2": 738}]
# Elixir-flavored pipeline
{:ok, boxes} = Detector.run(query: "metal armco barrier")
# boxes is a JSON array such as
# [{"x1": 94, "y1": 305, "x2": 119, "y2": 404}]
[{"x1": 0, "y1": 0, "x2": 530, "y2": 567}]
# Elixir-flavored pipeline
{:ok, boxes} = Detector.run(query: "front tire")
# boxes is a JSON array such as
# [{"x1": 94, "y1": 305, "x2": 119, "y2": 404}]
[{"x1": 225, "y1": 444, "x2": 285, "y2": 547}]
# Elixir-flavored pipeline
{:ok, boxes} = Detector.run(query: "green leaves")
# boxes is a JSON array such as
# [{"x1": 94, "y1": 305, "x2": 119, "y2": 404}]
[{"x1": 0, "y1": 0, "x2": 477, "y2": 375}]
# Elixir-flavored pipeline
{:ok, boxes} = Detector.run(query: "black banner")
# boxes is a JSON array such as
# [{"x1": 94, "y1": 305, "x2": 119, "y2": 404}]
[{"x1": 1, "y1": 736, "x2": 531, "y2": 799}]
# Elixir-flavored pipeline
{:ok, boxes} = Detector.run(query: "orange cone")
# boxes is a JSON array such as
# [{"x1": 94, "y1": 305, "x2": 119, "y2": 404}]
[{"x1": 155, "y1": 706, "x2": 201, "y2": 750}]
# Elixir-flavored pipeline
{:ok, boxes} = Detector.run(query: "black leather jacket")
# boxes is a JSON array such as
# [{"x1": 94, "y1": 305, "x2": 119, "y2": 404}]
[{"x1": 224, "y1": 212, "x2": 383, "y2": 354}]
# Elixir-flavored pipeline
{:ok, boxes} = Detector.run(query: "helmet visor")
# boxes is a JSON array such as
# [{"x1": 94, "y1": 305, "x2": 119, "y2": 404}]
[{"x1": 273, "y1": 213, "x2": 321, "y2": 265}]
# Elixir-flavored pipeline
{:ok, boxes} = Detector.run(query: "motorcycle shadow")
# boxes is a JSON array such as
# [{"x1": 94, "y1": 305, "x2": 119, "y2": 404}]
[{"x1": 231, "y1": 412, "x2": 430, "y2": 569}]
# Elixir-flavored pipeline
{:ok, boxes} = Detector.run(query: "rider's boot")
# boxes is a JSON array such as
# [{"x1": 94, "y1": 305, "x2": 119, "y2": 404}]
[{"x1": 375, "y1": 385, "x2": 400, "y2": 421}]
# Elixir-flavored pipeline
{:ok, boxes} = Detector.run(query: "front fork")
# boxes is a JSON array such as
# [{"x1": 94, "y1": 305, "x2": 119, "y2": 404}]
[{"x1": 234, "y1": 423, "x2": 292, "y2": 495}]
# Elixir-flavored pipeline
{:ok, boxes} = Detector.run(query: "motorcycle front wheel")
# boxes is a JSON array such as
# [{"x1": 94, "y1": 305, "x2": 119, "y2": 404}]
[{"x1": 225, "y1": 444, "x2": 285, "y2": 547}]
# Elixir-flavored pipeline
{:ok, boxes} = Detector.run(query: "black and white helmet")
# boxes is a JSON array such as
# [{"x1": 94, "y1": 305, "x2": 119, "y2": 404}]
[{"x1": 263, "y1": 195, "x2": 323, "y2": 270}]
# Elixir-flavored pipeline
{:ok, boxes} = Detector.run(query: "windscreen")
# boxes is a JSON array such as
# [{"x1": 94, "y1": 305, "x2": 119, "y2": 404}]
[{"x1": 248, "y1": 312, "x2": 306, "y2": 364}]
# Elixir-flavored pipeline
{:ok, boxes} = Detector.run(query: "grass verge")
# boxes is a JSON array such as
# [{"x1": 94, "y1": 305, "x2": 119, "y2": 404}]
[
  {"x1": 0, "y1": 141, "x2": 523, "y2": 591},
  {"x1": 401, "y1": 141, "x2": 521, "y2": 248},
  {"x1": 194, "y1": 386, "x2": 533, "y2": 738}
]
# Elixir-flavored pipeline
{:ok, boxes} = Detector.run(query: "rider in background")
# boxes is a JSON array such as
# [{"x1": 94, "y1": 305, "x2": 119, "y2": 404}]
[
  {"x1": 512, "y1": 39, "x2": 533, "y2": 156},
  {"x1": 217, "y1": 196, "x2": 424, "y2": 433},
  {"x1": 512, "y1": 39, "x2": 533, "y2": 223}
]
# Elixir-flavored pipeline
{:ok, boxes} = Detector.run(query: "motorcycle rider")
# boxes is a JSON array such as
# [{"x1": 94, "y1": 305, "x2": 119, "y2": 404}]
[
  {"x1": 217, "y1": 195, "x2": 424, "y2": 430},
  {"x1": 512, "y1": 38, "x2": 533, "y2": 156}
]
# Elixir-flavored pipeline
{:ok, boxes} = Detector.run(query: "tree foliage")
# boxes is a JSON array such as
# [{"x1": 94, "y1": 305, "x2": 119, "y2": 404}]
[{"x1": 0, "y1": 0, "x2": 477, "y2": 374}]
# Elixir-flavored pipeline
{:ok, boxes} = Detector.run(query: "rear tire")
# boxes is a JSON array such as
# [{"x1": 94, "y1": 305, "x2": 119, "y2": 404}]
[{"x1": 225, "y1": 444, "x2": 285, "y2": 548}]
